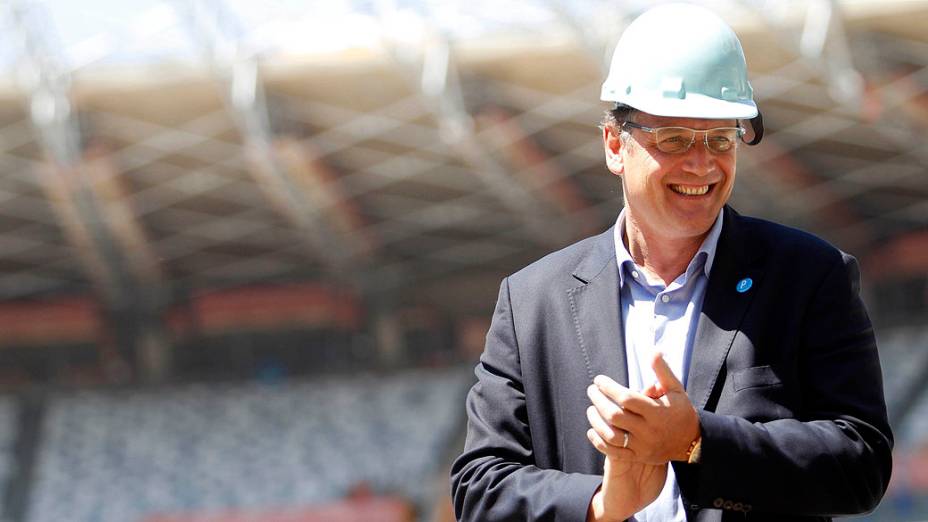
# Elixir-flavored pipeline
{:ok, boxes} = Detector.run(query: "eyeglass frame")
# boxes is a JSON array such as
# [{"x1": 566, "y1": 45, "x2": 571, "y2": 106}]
[{"x1": 620, "y1": 121, "x2": 746, "y2": 154}]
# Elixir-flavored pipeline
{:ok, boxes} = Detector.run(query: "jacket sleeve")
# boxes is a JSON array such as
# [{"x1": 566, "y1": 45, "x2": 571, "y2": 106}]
[
  {"x1": 450, "y1": 278, "x2": 602, "y2": 522},
  {"x1": 676, "y1": 252, "x2": 893, "y2": 516}
]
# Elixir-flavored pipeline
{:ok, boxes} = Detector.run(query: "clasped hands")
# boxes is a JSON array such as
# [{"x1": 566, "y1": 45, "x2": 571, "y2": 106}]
[{"x1": 584, "y1": 352, "x2": 700, "y2": 522}]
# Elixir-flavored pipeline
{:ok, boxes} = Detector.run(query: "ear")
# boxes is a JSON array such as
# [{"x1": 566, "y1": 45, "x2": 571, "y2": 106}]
[{"x1": 603, "y1": 126, "x2": 624, "y2": 177}]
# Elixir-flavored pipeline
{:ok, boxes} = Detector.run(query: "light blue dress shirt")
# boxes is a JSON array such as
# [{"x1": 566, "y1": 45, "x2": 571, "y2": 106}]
[{"x1": 612, "y1": 208, "x2": 724, "y2": 522}]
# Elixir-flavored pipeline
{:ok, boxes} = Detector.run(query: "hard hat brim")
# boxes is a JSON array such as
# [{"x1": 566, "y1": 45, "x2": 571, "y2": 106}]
[{"x1": 605, "y1": 91, "x2": 758, "y2": 120}]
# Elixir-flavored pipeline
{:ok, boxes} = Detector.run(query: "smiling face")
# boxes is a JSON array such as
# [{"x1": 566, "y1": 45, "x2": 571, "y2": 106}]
[{"x1": 604, "y1": 111, "x2": 738, "y2": 244}]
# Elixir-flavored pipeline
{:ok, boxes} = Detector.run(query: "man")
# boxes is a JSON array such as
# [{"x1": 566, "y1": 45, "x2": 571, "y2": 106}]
[{"x1": 450, "y1": 3, "x2": 892, "y2": 521}]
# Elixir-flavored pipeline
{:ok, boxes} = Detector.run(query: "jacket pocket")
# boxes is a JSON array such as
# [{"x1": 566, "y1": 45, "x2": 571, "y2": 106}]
[{"x1": 732, "y1": 365, "x2": 781, "y2": 392}]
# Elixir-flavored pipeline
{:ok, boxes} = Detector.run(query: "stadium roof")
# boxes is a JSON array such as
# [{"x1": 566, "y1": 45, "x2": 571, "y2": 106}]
[{"x1": 0, "y1": 0, "x2": 926, "y2": 316}]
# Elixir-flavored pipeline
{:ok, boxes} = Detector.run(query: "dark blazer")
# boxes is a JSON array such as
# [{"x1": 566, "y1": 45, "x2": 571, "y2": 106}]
[{"x1": 451, "y1": 206, "x2": 893, "y2": 522}]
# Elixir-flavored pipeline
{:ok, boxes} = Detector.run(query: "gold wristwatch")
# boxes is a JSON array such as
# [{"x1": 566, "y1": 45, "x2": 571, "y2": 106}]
[{"x1": 685, "y1": 436, "x2": 702, "y2": 464}]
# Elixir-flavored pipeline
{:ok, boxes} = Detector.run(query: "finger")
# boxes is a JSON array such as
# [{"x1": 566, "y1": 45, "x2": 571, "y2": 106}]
[
  {"x1": 586, "y1": 428, "x2": 634, "y2": 459},
  {"x1": 592, "y1": 374, "x2": 628, "y2": 401},
  {"x1": 651, "y1": 352, "x2": 684, "y2": 393},
  {"x1": 592, "y1": 377, "x2": 658, "y2": 414},
  {"x1": 587, "y1": 384, "x2": 624, "y2": 427},
  {"x1": 587, "y1": 385, "x2": 647, "y2": 431},
  {"x1": 587, "y1": 428, "x2": 614, "y2": 456},
  {"x1": 586, "y1": 405, "x2": 626, "y2": 449}
]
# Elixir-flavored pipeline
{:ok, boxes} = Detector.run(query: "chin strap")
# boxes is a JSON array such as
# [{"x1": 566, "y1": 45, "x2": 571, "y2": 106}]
[{"x1": 743, "y1": 111, "x2": 764, "y2": 145}]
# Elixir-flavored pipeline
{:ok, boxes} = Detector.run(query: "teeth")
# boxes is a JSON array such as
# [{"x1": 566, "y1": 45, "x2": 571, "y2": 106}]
[{"x1": 671, "y1": 184, "x2": 710, "y2": 196}]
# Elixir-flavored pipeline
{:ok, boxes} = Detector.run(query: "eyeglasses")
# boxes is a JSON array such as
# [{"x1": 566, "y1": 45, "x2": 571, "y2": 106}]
[{"x1": 621, "y1": 121, "x2": 745, "y2": 154}]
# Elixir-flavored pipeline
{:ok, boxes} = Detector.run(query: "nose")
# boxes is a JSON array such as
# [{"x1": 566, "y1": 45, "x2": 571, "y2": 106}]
[{"x1": 681, "y1": 137, "x2": 717, "y2": 176}]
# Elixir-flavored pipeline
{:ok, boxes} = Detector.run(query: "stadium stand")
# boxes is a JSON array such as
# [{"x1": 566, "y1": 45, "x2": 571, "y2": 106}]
[
  {"x1": 878, "y1": 327, "x2": 928, "y2": 420},
  {"x1": 23, "y1": 367, "x2": 472, "y2": 522},
  {"x1": 861, "y1": 327, "x2": 928, "y2": 521},
  {"x1": 0, "y1": 398, "x2": 20, "y2": 517}
]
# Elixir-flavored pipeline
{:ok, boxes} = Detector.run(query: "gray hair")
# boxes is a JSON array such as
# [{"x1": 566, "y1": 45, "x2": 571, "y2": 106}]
[{"x1": 600, "y1": 104, "x2": 638, "y2": 142}]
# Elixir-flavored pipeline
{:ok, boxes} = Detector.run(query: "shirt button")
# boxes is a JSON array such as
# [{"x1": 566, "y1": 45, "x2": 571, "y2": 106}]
[
  {"x1": 661, "y1": 295, "x2": 670, "y2": 303},
  {"x1": 631, "y1": 270, "x2": 639, "y2": 279}
]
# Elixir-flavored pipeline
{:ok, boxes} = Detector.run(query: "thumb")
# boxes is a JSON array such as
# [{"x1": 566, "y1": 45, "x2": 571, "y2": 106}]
[{"x1": 651, "y1": 352, "x2": 684, "y2": 393}]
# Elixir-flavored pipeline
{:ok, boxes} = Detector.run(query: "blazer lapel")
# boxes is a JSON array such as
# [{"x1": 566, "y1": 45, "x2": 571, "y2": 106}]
[
  {"x1": 686, "y1": 207, "x2": 765, "y2": 410},
  {"x1": 567, "y1": 228, "x2": 629, "y2": 388}
]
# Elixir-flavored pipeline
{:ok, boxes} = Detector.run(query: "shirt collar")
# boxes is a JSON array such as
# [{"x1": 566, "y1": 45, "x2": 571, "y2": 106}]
[{"x1": 612, "y1": 207, "x2": 724, "y2": 287}]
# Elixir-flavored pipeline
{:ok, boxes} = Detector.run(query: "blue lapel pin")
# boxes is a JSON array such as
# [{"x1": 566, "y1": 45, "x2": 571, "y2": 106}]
[{"x1": 736, "y1": 277, "x2": 753, "y2": 293}]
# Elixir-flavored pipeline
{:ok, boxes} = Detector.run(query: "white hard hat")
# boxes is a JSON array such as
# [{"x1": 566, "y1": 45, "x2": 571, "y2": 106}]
[{"x1": 601, "y1": 3, "x2": 758, "y2": 120}]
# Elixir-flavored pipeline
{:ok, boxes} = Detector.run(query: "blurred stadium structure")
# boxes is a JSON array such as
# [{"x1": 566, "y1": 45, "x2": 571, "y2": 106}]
[{"x1": 0, "y1": 0, "x2": 923, "y2": 520}]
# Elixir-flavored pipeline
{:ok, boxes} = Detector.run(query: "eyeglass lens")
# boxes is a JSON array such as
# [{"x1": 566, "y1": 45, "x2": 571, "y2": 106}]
[{"x1": 654, "y1": 127, "x2": 740, "y2": 154}]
